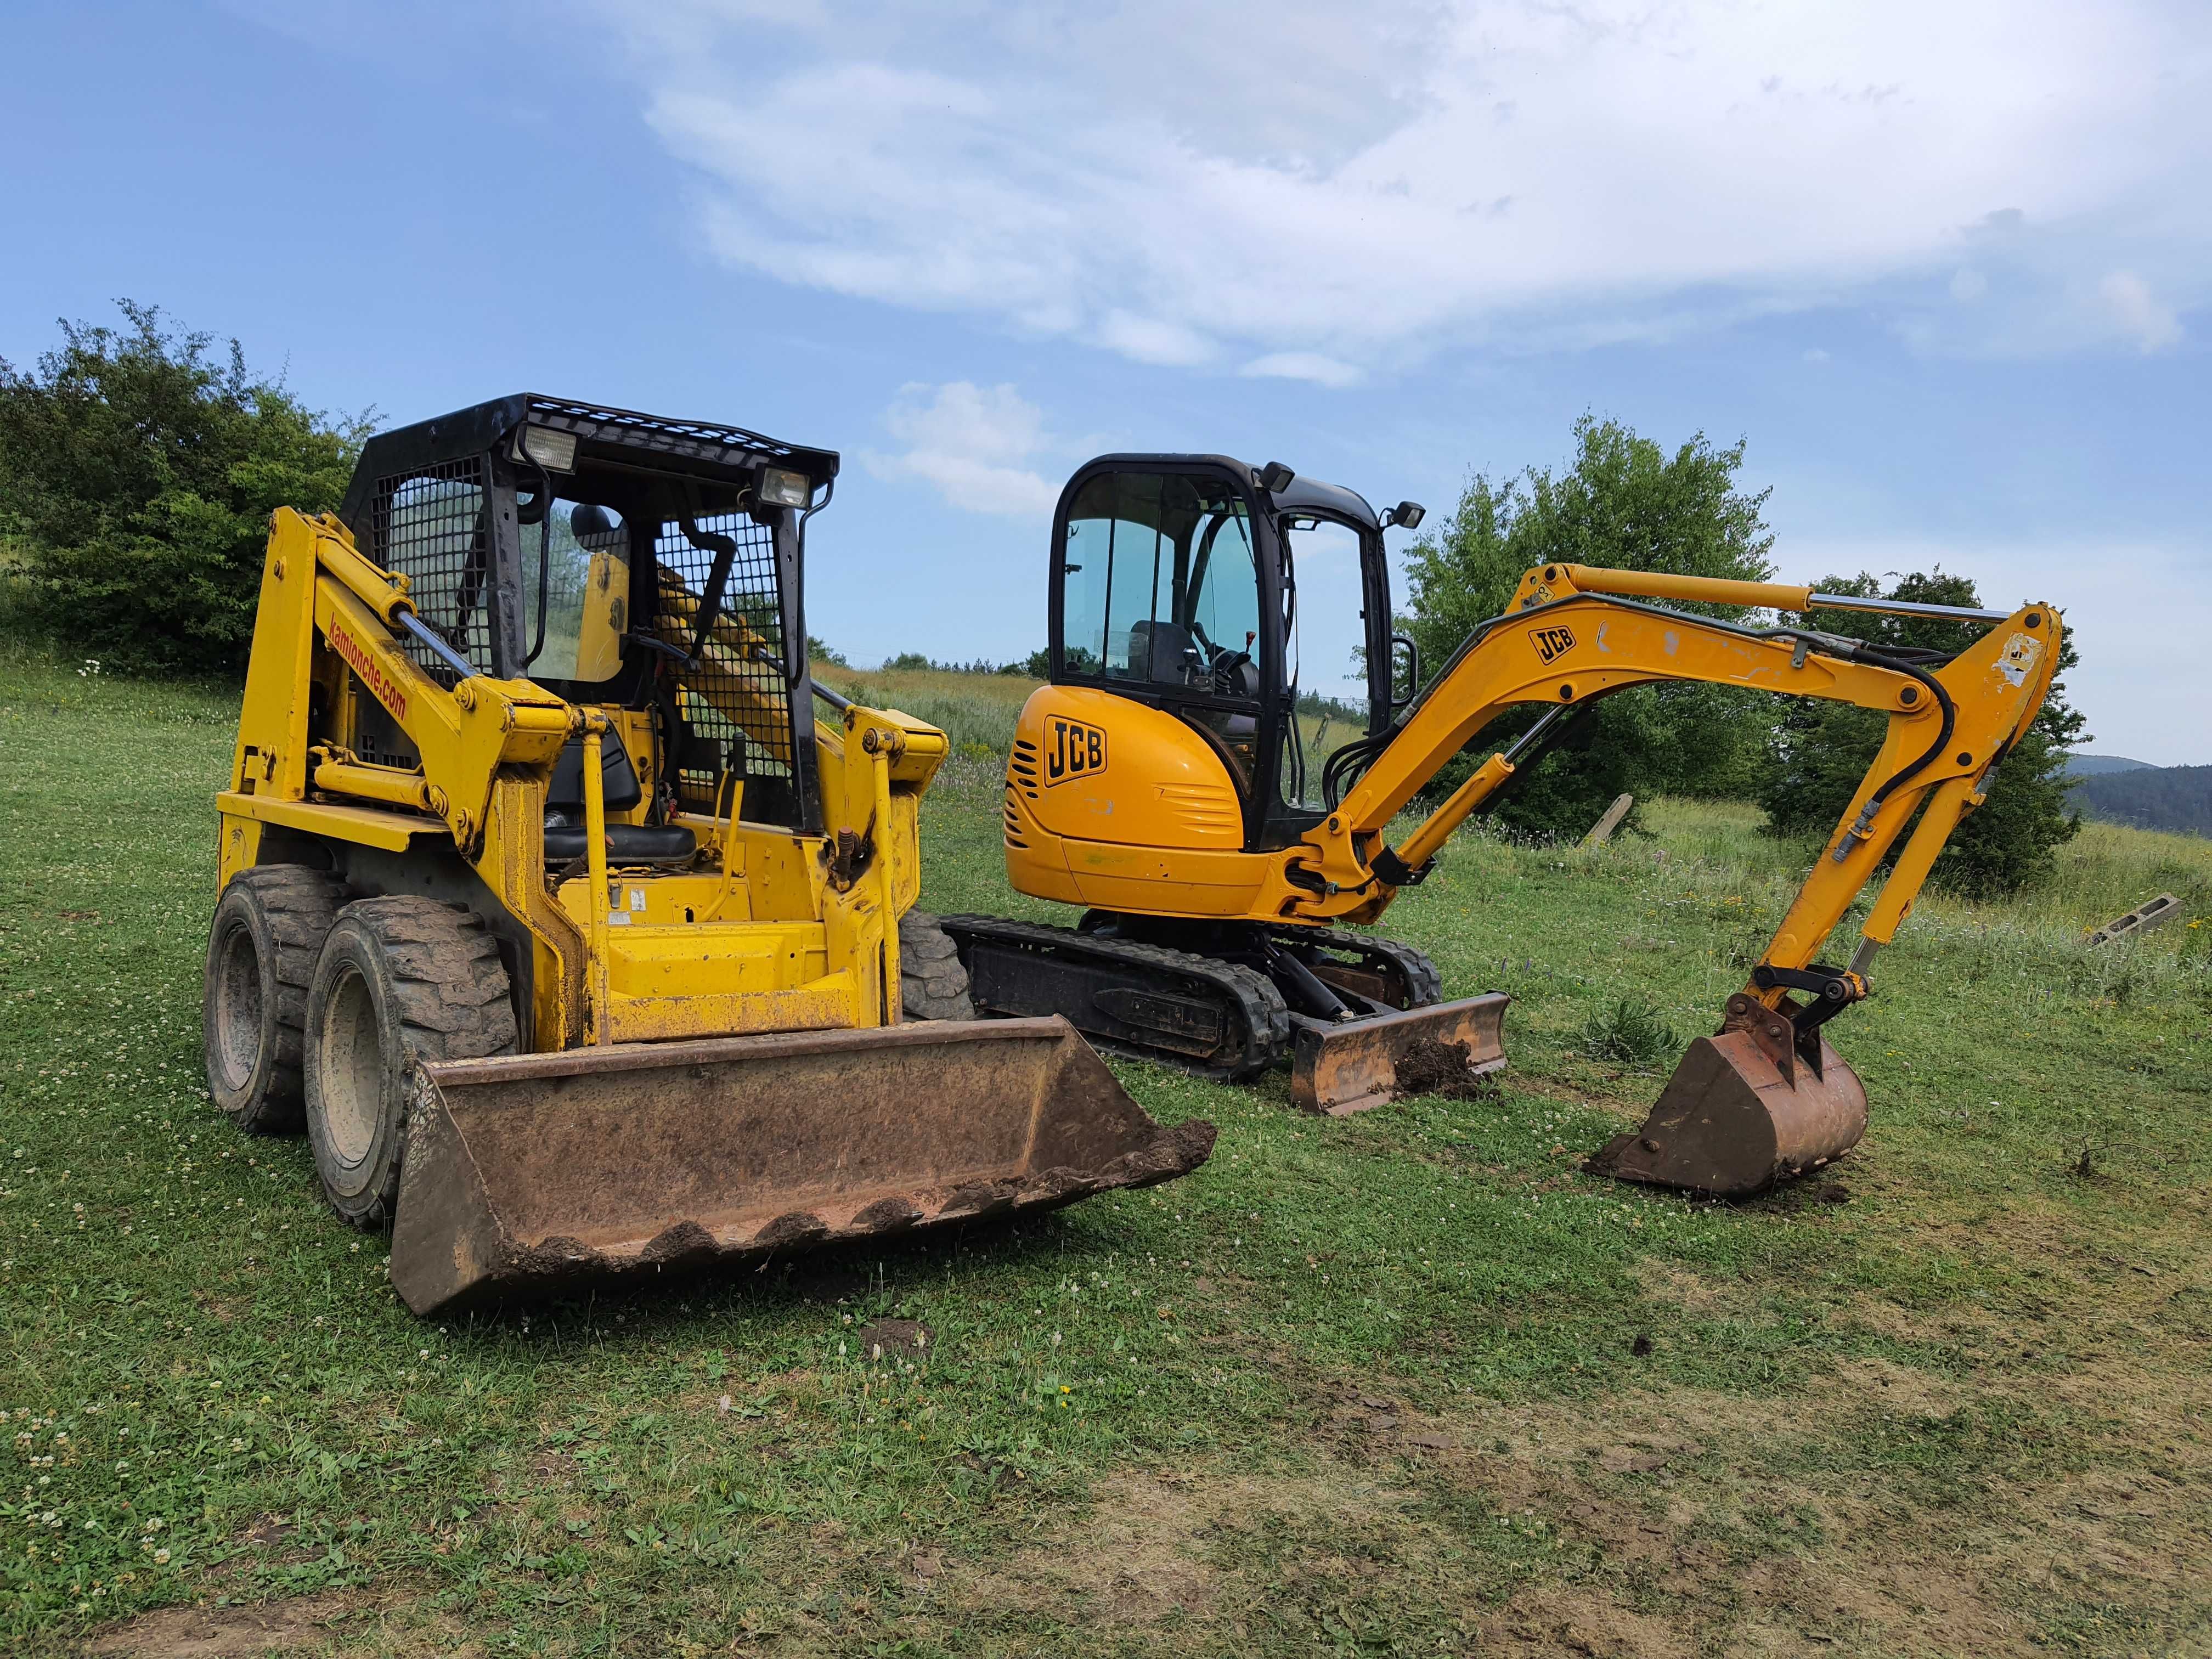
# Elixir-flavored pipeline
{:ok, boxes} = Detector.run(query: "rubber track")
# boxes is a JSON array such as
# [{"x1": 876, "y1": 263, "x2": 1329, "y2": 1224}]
[
  {"x1": 939, "y1": 914, "x2": 1291, "y2": 1081},
  {"x1": 1266, "y1": 926, "x2": 1443, "y2": 1008}
]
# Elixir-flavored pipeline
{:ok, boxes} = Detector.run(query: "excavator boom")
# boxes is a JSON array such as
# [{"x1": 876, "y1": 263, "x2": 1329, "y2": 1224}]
[{"x1": 1302, "y1": 561, "x2": 2061, "y2": 1193}]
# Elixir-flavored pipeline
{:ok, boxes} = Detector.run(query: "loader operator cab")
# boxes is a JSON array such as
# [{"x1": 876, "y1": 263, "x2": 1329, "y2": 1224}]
[
  {"x1": 336, "y1": 396, "x2": 837, "y2": 856},
  {"x1": 1048, "y1": 454, "x2": 1421, "y2": 852}
]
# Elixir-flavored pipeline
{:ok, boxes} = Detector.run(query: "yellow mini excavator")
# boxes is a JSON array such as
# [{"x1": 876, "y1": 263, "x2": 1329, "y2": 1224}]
[
  {"x1": 941, "y1": 454, "x2": 2061, "y2": 1195},
  {"x1": 201, "y1": 399, "x2": 1212, "y2": 1316}
]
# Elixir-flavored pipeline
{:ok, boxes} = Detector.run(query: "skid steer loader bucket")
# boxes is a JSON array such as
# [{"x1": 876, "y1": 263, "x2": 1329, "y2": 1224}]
[
  {"x1": 1586, "y1": 995, "x2": 1866, "y2": 1198},
  {"x1": 389, "y1": 1017, "x2": 1215, "y2": 1316},
  {"x1": 1290, "y1": 993, "x2": 1510, "y2": 1116}
]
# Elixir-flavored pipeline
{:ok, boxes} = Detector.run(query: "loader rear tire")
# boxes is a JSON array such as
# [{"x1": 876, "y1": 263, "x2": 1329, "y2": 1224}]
[
  {"x1": 202, "y1": 866, "x2": 349, "y2": 1135},
  {"x1": 900, "y1": 911, "x2": 975, "y2": 1022},
  {"x1": 304, "y1": 898, "x2": 517, "y2": 1231}
]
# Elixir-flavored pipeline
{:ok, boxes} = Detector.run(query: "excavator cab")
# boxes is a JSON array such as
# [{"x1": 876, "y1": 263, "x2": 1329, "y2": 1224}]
[{"x1": 1048, "y1": 457, "x2": 1406, "y2": 851}]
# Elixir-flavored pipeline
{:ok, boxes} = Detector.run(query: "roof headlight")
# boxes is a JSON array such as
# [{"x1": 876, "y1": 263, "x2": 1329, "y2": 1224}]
[
  {"x1": 512, "y1": 425, "x2": 578, "y2": 473},
  {"x1": 758, "y1": 467, "x2": 811, "y2": 510}
]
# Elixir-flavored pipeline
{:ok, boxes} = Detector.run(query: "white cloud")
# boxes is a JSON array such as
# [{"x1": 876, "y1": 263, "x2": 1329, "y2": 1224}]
[
  {"x1": 602, "y1": 1, "x2": 2212, "y2": 373},
  {"x1": 1949, "y1": 268, "x2": 1990, "y2": 302},
  {"x1": 1242, "y1": 352, "x2": 1364, "y2": 388},
  {"x1": 2098, "y1": 269, "x2": 2185, "y2": 352},
  {"x1": 1785, "y1": 536, "x2": 2212, "y2": 767},
  {"x1": 862, "y1": 382, "x2": 1061, "y2": 519}
]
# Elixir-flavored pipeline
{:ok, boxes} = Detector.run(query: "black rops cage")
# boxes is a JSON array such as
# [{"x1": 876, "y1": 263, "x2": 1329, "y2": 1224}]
[{"x1": 337, "y1": 395, "x2": 840, "y2": 836}]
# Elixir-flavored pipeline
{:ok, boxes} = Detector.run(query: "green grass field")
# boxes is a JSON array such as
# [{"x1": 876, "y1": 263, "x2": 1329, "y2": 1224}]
[{"x1": 4, "y1": 654, "x2": 2209, "y2": 1657}]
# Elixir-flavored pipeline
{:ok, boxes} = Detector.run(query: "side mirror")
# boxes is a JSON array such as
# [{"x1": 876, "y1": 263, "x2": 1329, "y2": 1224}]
[
  {"x1": 1390, "y1": 633, "x2": 1421, "y2": 708},
  {"x1": 1383, "y1": 500, "x2": 1425, "y2": 530}
]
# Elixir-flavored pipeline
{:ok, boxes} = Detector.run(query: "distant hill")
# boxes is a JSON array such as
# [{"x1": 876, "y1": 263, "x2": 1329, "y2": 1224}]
[
  {"x1": 2064, "y1": 753, "x2": 2155, "y2": 777},
  {"x1": 2073, "y1": 765, "x2": 2212, "y2": 837}
]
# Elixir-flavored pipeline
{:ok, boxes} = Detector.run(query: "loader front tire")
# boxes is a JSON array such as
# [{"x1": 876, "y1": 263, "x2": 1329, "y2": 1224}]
[
  {"x1": 900, "y1": 911, "x2": 975, "y2": 1022},
  {"x1": 203, "y1": 866, "x2": 349, "y2": 1135},
  {"x1": 304, "y1": 898, "x2": 517, "y2": 1231}
]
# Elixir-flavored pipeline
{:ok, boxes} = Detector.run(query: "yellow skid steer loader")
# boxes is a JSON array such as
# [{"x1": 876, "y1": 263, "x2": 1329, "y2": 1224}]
[{"x1": 202, "y1": 397, "x2": 1212, "y2": 1316}]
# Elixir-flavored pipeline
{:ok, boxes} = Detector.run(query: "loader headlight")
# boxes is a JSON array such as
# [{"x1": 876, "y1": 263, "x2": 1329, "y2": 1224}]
[
  {"x1": 758, "y1": 467, "x2": 812, "y2": 510},
  {"x1": 512, "y1": 425, "x2": 578, "y2": 473}
]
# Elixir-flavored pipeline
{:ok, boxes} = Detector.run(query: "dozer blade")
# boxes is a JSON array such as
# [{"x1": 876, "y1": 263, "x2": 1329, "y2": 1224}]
[
  {"x1": 1587, "y1": 1006, "x2": 1867, "y2": 1198},
  {"x1": 1289, "y1": 993, "x2": 1510, "y2": 1116},
  {"x1": 389, "y1": 1016, "x2": 1215, "y2": 1317}
]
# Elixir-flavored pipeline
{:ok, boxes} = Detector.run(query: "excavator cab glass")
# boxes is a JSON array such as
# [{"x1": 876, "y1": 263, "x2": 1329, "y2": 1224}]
[{"x1": 1058, "y1": 466, "x2": 1274, "y2": 800}]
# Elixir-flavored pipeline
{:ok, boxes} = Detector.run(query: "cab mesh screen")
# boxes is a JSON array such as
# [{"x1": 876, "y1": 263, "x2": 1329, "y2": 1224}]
[
  {"x1": 653, "y1": 513, "x2": 797, "y2": 818},
  {"x1": 369, "y1": 457, "x2": 491, "y2": 687}
]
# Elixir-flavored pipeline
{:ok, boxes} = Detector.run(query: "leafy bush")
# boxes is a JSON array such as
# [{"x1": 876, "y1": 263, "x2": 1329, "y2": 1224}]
[
  {"x1": 1395, "y1": 415, "x2": 1776, "y2": 840},
  {"x1": 1581, "y1": 994, "x2": 1679, "y2": 1064},
  {"x1": 0, "y1": 302, "x2": 368, "y2": 676},
  {"x1": 1757, "y1": 570, "x2": 2084, "y2": 896}
]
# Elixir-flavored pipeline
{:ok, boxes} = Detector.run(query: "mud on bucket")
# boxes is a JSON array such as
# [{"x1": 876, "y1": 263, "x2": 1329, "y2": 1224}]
[
  {"x1": 1587, "y1": 1006, "x2": 1867, "y2": 1200},
  {"x1": 387, "y1": 1015, "x2": 1215, "y2": 1317}
]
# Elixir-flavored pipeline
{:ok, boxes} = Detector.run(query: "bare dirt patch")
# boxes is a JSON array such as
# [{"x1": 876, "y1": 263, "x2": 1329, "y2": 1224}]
[
  {"x1": 84, "y1": 1590, "x2": 360, "y2": 1657},
  {"x1": 951, "y1": 1468, "x2": 1414, "y2": 1630},
  {"x1": 853, "y1": 1317, "x2": 932, "y2": 1359}
]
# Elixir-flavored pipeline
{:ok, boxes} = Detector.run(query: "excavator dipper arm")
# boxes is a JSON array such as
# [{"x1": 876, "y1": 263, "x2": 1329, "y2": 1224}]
[{"x1": 1287, "y1": 562, "x2": 2062, "y2": 1194}]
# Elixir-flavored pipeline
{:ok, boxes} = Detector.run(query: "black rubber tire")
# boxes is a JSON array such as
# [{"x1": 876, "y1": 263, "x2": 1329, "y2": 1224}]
[
  {"x1": 201, "y1": 866, "x2": 349, "y2": 1135},
  {"x1": 303, "y1": 898, "x2": 517, "y2": 1231},
  {"x1": 899, "y1": 910, "x2": 976, "y2": 1022}
]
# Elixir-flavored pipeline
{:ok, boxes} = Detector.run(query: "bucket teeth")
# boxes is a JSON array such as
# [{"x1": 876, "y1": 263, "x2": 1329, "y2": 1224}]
[{"x1": 388, "y1": 1016, "x2": 1215, "y2": 1316}]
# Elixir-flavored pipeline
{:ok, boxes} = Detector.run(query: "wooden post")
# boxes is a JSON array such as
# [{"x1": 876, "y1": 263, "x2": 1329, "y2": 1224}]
[{"x1": 1582, "y1": 793, "x2": 1634, "y2": 847}]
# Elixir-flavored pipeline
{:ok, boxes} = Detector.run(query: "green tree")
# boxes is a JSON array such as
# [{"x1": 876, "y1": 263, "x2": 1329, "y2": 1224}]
[
  {"x1": 1757, "y1": 570, "x2": 2083, "y2": 896},
  {"x1": 1394, "y1": 415, "x2": 1776, "y2": 838},
  {"x1": 0, "y1": 302, "x2": 368, "y2": 676}
]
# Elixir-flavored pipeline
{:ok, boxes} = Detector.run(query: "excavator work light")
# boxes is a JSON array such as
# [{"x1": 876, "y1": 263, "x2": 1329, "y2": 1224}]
[{"x1": 1388, "y1": 500, "x2": 1425, "y2": 530}]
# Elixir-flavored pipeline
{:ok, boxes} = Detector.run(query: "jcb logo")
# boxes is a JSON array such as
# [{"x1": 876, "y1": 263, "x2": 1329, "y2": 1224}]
[
  {"x1": 1045, "y1": 717, "x2": 1107, "y2": 786},
  {"x1": 1528, "y1": 625, "x2": 1577, "y2": 664}
]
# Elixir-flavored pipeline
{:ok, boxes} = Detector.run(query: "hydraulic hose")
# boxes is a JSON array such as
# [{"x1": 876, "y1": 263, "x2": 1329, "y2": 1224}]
[{"x1": 1819, "y1": 642, "x2": 1956, "y2": 862}]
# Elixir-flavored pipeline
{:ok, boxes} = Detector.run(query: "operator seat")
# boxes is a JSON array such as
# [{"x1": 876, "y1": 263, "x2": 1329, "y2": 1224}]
[{"x1": 543, "y1": 729, "x2": 697, "y2": 865}]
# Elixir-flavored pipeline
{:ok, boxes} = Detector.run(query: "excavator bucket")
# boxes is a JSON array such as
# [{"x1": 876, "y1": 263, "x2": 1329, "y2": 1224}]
[
  {"x1": 1587, "y1": 998, "x2": 1866, "y2": 1198},
  {"x1": 1290, "y1": 993, "x2": 1510, "y2": 1116},
  {"x1": 388, "y1": 1017, "x2": 1215, "y2": 1316}
]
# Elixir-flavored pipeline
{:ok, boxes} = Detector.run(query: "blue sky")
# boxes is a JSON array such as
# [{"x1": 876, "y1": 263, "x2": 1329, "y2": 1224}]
[{"x1": 4, "y1": 0, "x2": 2207, "y2": 762}]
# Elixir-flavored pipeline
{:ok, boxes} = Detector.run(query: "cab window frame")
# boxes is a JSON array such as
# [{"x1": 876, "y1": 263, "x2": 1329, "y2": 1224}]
[{"x1": 1048, "y1": 456, "x2": 1296, "y2": 850}]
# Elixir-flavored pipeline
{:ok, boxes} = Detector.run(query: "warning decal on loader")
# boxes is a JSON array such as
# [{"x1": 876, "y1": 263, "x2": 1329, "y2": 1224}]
[
  {"x1": 1528, "y1": 625, "x2": 1577, "y2": 664},
  {"x1": 1045, "y1": 717, "x2": 1107, "y2": 786}
]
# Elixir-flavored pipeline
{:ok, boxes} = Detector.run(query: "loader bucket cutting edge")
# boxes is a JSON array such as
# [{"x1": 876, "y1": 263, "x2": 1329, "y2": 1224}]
[
  {"x1": 1586, "y1": 1026, "x2": 1867, "y2": 1199},
  {"x1": 388, "y1": 1016, "x2": 1215, "y2": 1317},
  {"x1": 1290, "y1": 993, "x2": 1510, "y2": 1116}
]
